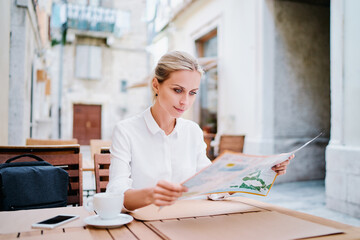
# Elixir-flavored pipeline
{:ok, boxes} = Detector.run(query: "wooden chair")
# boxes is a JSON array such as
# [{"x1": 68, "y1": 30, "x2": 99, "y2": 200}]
[
  {"x1": 26, "y1": 138, "x2": 78, "y2": 145},
  {"x1": 90, "y1": 139, "x2": 111, "y2": 161},
  {"x1": 218, "y1": 135, "x2": 245, "y2": 155},
  {"x1": 203, "y1": 132, "x2": 216, "y2": 160},
  {"x1": 100, "y1": 147, "x2": 110, "y2": 154},
  {"x1": 0, "y1": 145, "x2": 83, "y2": 206},
  {"x1": 94, "y1": 153, "x2": 111, "y2": 193}
]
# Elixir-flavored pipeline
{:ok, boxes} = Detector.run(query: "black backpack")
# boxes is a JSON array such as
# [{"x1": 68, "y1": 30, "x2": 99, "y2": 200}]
[{"x1": 0, "y1": 154, "x2": 69, "y2": 211}]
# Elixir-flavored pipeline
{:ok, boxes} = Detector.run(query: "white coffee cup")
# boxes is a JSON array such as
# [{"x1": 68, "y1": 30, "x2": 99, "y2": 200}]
[{"x1": 86, "y1": 192, "x2": 123, "y2": 219}]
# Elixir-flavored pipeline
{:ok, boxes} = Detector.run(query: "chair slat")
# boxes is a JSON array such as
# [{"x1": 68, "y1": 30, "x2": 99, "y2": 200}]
[
  {"x1": 26, "y1": 138, "x2": 78, "y2": 145},
  {"x1": 70, "y1": 182, "x2": 79, "y2": 190},
  {"x1": 67, "y1": 169, "x2": 79, "y2": 177},
  {"x1": 99, "y1": 169, "x2": 109, "y2": 176},
  {"x1": 94, "y1": 153, "x2": 111, "y2": 193},
  {"x1": 100, "y1": 182, "x2": 108, "y2": 189},
  {"x1": 97, "y1": 158, "x2": 111, "y2": 164}
]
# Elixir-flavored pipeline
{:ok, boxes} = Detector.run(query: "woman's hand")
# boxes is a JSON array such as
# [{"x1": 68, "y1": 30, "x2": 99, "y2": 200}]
[
  {"x1": 123, "y1": 180, "x2": 187, "y2": 210},
  {"x1": 151, "y1": 180, "x2": 188, "y2": 207},
  {"x1": 271, "y1": 154, "x2": 294, "y2": 175}
]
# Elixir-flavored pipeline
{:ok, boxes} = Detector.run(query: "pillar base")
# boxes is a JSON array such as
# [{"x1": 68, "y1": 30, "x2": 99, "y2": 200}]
[{"x1": 326, "y1": 145, "x2": 360, "y2": 218}]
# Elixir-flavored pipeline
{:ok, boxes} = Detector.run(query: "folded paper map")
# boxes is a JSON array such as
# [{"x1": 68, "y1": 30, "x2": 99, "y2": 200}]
[{"x1": 180, "y1": 133, "x2": 322, "y2": 199}]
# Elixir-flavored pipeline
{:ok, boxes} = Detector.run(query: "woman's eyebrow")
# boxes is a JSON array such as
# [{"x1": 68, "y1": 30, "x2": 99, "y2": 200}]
[
  {"x1": 171, "y1": 84, "x2": 185, "y2": 89},
  {"x1": 171, "y1": 84, "x2": 199, "y2": 91}
]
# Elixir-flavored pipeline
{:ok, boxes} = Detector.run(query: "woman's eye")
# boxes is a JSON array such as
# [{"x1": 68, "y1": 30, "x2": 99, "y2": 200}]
[
  {"x1": 174, "y1": 89, "x2": 182, "y2": 93},
  {"x1": 190, "y1": 91, "x2": 197, "y2": 95}
]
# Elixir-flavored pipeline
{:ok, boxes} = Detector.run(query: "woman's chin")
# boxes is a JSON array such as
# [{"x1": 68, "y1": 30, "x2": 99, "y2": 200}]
[{"x1": 171, "y1": 110, "x2": 184, "y2": 118}]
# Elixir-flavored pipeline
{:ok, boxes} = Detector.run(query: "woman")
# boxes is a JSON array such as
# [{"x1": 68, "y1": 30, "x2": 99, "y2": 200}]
[{"x1": 107, "y1": 51, "x2": 291, "y2": 211}]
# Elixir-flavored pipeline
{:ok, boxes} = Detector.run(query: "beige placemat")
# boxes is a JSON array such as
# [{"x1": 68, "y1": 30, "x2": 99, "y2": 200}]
[
  {"x1": 131, "y1": 199, "x2": 262, "y2": 221},
  {"x1": 148, "y1": 211, "x2": 343, "y2": 240}
]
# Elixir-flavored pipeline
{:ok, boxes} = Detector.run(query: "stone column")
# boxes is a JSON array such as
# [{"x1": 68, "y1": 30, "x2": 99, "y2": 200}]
[
  {"x1": 8, "y1": 0, "x2": 41, "y2": 145},
  {"x1": 326, "y1": 0, "x2": 360, "y2": 217},
  {"x1": 8, "y1": 1, "x2": 29, "y2": 145},
  {"x1": 0, "y1": 0, "x2": 11, "y2": 145}
]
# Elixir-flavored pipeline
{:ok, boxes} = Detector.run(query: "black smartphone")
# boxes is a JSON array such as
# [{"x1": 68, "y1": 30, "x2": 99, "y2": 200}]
[{"x1": 31, "y1": 215, "x2": 79, "y2": 229}]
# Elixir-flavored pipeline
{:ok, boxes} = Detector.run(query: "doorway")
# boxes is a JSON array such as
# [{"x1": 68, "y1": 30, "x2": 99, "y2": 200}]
[{"x1": 73, "y1": 104, "x2": 101, "y2": 145}]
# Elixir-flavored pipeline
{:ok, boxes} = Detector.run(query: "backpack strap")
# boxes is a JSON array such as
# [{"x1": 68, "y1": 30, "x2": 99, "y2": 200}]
[{"x1": 5, "y1": 154, "x2": 45, "y2": 163}]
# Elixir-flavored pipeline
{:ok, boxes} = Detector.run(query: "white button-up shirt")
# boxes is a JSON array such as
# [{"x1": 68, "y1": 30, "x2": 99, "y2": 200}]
[{"x1": 106, "y1": 107, "x2": 211, "y2": 194}]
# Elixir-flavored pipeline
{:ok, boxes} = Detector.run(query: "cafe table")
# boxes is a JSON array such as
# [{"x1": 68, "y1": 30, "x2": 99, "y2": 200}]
[{"x1": 0, "y1": 197, "x2": 360, "y2": 240}]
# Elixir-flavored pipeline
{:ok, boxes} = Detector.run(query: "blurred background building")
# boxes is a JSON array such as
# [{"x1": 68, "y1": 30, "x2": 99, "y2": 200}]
[
  {"x1": 1, "y1": 0, "x2": 53, "y2": 146},
  {"x1": 49, "y1": 0, "x2": 150, "y2": 145},
  {"x1": 0, "y1": 0, "x2": 359, "y2": 219}
]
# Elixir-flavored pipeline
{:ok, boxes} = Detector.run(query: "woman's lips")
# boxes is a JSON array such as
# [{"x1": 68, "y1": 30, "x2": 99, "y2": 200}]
[{"x1": 174, "y1": 107, "x2": 185, "y2": 113}]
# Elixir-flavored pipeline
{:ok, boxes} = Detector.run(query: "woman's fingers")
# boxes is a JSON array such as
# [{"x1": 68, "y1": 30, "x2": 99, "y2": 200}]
[
  {"x1": 153, "y1": 192, "x2": 177, "y2": 201},
  {"x1": 278, "y1": 159, "x2": 290, "y2": 167},
  {"x1": 276, "y1": 170, "x2": 286, "y2": 175},
  {"x1": 151, "y1": 180, "x2": 188, "y2": 206},
  {"x1": 157, "y1": 180, "x2": 187, "y2": 192},
  {"x1": 272, "y1": 159, "x2": 290, "y2": 169},
  {"x1": 154, "y1": 186, "x2": 182, "y2": 198},
  {"x1": 273, "y1": 166, "x2": 287, "y2": 172},
  {"x1": 153, "y1": 199, "x2": 176, "y2": 206},
  {"x1": 271, "y1": 154, "x2": 295, "y2": 175}
]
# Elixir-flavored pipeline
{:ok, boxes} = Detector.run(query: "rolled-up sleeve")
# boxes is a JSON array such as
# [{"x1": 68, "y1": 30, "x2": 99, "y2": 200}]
[{"x1": 106, "y1": 123, "x2": 133, "y2": 195}]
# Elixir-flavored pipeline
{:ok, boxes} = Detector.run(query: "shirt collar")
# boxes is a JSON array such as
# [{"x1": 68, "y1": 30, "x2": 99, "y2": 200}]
[{"x1": 143, "y1": 107, "x2": 180, "y2": 137}]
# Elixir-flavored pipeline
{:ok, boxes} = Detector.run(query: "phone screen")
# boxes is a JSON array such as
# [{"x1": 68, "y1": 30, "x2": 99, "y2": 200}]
[{"x1": 37, "y1": 215, "x2": 76, "y2": 225}]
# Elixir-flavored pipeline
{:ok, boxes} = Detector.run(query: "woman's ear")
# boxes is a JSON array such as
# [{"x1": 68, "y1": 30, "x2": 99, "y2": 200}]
[{"x1": 152, "y1": 77, "x2": 159, "y2": 94}]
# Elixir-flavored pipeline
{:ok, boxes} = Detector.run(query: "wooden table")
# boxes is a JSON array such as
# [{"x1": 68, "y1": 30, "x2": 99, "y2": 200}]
[{"x1": 0, "y1": 197, "x2": 359, "y2": 240}]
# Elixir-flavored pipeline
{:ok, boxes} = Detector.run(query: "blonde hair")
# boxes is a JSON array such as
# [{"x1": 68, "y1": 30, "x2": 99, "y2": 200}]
[{"x1": 152, "y1": 51, "x2": 203, "y2": 98}]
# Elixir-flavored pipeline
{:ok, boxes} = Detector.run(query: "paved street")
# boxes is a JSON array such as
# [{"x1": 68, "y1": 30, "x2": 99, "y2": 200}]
[{"x1": 241, "y1": 180, "x2": 360, "y2": 227}]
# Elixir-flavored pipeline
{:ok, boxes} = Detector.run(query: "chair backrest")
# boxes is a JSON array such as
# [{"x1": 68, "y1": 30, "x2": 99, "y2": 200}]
[
  {"x1": 26, "y1": 138, "x2": 78, "y2": 145},
  {"x1": 0, "y1": 145, "x2": 83, "y2": 206},
  {"x1": 94, "y1": 153, "x2": 111, "y2": 193},
  {"x1": 219, "y1": 135, "x2": 245, "y2": 154},
  {"x1": 203, "y1": 133, "x2": 216, "y2": 160},
  {"x1": 100, "y1": 147, "x2": 110, "y2": 154},
  {"x1": 90, "y1": 139, "x2": 111, "y2": 161}
]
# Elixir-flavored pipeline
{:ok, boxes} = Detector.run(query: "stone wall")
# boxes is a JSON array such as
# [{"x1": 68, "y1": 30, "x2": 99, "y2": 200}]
[{"x1": 272, "y1": 0, "x2": 330, "y2": 183}]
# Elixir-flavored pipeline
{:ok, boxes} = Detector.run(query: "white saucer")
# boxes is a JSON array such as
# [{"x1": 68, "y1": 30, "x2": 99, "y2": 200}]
[{"x1": 84, "y1": 214, "x2": 133, "y2": 228}]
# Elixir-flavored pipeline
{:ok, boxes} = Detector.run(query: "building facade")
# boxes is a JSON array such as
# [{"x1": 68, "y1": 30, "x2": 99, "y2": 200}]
[
  {"x1": 49, "y1": 0, "x2": 150, "y2": 144},
  {"x1": 2, "y1": 0, "x2": 151, "y2": 146}
]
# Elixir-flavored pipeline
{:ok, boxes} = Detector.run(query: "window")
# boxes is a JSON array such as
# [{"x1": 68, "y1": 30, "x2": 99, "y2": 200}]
[
  {"x1": 75, "y1": 45, "x2": 102, "y2": 80},
  {"x1": 120, "y1": 79, "x2": 127, "y2": 93},
  {"x1": 196, "y1": 28, "x2": 218, "y2": 134}
]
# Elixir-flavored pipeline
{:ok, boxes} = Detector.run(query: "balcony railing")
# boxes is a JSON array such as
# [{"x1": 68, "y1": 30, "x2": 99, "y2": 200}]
[{"x1": 51, "y1": 3, "x2": 130, "y2": 39}]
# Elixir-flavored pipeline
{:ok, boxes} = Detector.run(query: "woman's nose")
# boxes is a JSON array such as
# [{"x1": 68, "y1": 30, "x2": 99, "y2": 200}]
[{"x1": 180, "y1": 95, "x2": 188, "y2": 105}]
